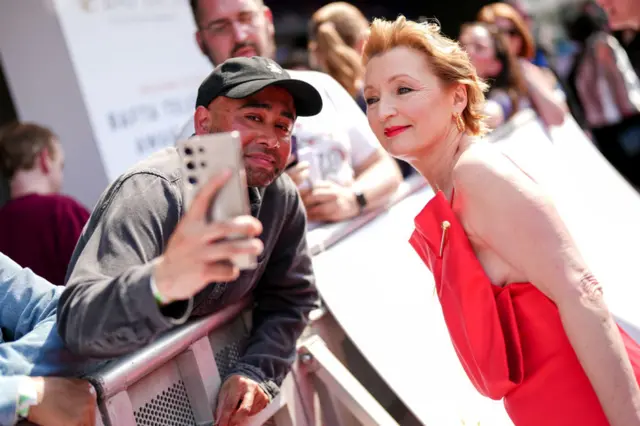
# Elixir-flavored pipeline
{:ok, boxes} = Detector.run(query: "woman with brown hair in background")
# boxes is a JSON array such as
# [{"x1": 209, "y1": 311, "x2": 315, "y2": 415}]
[
  {"x1": 309, "y1": 2, "x2": 414, "y2": 177},
  {"x1": 478, "y1": 2, "x2": 568, "y2": 128},
  {"x1": 308, "y1": 2, "x2": 369, "y2": 112},
  {"x1": 459, "y1": 21, "x2": 529, "y2": 128}
]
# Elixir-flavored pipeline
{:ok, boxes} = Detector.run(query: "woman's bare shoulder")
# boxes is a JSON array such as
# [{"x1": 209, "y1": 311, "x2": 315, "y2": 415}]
[
  {"x1": 453, "y1": 141, "x2": 588, "y2": 300},
  {"x1": 453, "y1": 141, "x2": 526, "y2": 188},
  {"x1": 453, "y1": 141, "x2": 553, "y2": 224}
]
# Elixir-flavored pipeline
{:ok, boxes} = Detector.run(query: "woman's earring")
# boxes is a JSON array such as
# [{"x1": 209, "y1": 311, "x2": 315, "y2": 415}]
[{"x1": 454, "y1": 113, "x2": 466, "y2": 133}]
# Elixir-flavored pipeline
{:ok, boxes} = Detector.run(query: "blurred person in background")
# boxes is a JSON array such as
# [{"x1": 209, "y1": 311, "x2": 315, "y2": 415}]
[
  {"x1": 0, "y1": 123, "x2": 90, "y2": 286},
  {"x1": 0, "y1": 252, "x2": 98, "y2": 426},
  {"x1": 281, "y1": 48, "x2": 312, "y2": 71},
  {"x1": 615, "y1": 29, "x2": 640, "y2": 77},
  {"x1": 308, "y1": 2, "x2": 369, "y2": 111},
  {"x1": 566, "y1": 6, "x2": 640, "y2": 188},
  {"x1": 507, "y1": 0, "x2": 552, "y2": 69},
  {"x1": 188, "y1": 0, "x2": 402, "y2": 224},
  {"x1": 507, "y1": 0, "x2": 590, "y2": 130},
  {"x1": 478, "y1": 2, "x2": 569, "y2": 128},
  {"x1": 459, "y1": 22, "x2": 529, "y2": 128},
  {"x1": 308, "y1": 1, "x2": 414, "y2": 177},
  {"x1": 596, "y1": 0, "x2": 640, "y2": 30}
]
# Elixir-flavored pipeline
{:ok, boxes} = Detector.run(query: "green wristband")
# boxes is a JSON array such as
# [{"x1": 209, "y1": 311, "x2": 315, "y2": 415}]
[
  {"x1": 16, "y1": 377, "x2": 39, "y2": 420},
  {"x1": 150, "y1": 276, "x2": 169, "y2": 306}
]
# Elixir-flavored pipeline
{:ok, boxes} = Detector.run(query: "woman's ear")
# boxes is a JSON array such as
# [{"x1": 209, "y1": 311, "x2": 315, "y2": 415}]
[{"x1": 452, "y1": 83, "x2": 468, "y2": 115}]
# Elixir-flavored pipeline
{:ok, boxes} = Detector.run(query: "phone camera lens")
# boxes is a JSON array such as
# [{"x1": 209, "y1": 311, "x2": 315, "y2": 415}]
[
  {"x1": 184, "y1": 147, "x2": 193, "y2": 156},
  {"x1": 186, "y1": 161, "x2": 195, "y2": 170},
  {"x1": 198, "y1": 146, "x2": 205, "y2": 153},
  {"x1": 188, "y1": 176, "x2": 198, "y2": 185}
]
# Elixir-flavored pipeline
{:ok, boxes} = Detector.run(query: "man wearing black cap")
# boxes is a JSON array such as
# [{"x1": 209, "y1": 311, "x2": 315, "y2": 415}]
[{"x1": 57, "y1": 56, "x2": 323, "y2": 425}]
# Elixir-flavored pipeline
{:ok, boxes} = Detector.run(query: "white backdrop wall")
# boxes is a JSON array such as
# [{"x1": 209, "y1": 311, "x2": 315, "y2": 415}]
[{"x1": 0, "y1": 0, "x2": 212, "y2": 208}]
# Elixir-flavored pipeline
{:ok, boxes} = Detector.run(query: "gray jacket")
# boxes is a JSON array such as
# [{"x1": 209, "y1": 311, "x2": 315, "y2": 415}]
[{"x1": 57, "y1": 147, "x2": 319, "y2": 398}]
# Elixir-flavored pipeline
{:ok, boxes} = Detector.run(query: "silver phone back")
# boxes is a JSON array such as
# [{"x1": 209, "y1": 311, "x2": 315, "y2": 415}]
[{"x1": 177, "y1": 131, "x2": 256, "y2": 270}]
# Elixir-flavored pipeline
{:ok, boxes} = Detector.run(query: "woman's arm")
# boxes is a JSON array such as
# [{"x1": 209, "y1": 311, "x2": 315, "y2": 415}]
[
  {"x1": 453, "y1": 146, "x2": 640, "y2": 426},
  {"x1": 520, "y1": 59, "x2": 568, "y2": 127}
]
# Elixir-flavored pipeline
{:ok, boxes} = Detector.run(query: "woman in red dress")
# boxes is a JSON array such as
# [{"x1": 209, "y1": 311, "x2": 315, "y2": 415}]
[{"x1": 361, "y1": 15, "x2": 640, "y2": 426}]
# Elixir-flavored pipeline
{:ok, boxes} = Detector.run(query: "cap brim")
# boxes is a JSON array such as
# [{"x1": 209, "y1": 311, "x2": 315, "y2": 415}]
[{"x1": 224, "y1": 79, "x2": 323, "y2": 117}]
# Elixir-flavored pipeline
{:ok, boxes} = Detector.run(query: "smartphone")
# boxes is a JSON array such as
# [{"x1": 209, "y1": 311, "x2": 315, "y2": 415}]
[{"x1": 177, "y1": 131, "x2": 257, "y2": 270}]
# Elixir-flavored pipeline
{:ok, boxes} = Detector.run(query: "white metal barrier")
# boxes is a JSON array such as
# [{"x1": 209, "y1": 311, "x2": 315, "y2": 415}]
[{"x1": 87, "y1": 300, "x2": 252, "y2": 426}]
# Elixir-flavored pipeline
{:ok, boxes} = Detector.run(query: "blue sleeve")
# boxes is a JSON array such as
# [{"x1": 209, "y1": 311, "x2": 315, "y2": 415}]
[
  {"x1": 0, "y1": 252, "x2": 60, "y2": 340},
  {"x1": 0, "y1": 376, "x2": 22, "y2": 426},
  {"x1": 0, "y1": 252, "x2": 103, "y2": 379},
  {"x1": 532, "y1": 49, "x2": 550, "y2": 69}
]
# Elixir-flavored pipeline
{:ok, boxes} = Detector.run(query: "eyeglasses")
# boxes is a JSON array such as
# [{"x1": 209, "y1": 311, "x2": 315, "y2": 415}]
[{"x1": 200, "y1": 11, "x2": 259, "y2": 36}]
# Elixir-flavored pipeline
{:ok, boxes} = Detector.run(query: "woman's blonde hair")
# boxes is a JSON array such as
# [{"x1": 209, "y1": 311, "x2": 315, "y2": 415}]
[
  {"x1": 363, "y1": 16, "x2": 490, "y2": 136},
  {"x1": 309, "y1": 2, "x2": 368, "y2": 97}
]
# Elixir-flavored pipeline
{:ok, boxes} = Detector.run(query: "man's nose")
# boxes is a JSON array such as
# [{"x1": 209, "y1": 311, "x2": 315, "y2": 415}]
[
  {"x1": 231, "y1": 21, "x2": 250, "y2": 42},
  {"x1": 255, "y1": 132, "x2": 280, "y2": 149}
]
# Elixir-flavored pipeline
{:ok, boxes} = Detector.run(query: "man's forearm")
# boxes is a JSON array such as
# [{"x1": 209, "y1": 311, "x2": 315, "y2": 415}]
[
  {"x1": 231, "y1": 187, "x2": 319, "y2": 397},
  {"x1": 354, "y1": 152, "x2": 403, "y2": 211},
  {"x1": 58, "y1": 262, "x2": 191, "y2": 357},
  {"x1": 57, "y1": 171, "x2": 189, "y2": 358},
  {"x1": 230, "y1": 291, "x2": 319, "y2": 398}
]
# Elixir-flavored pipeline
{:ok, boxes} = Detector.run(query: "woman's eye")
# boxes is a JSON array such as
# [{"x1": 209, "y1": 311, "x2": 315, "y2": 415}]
[
  {"x1": 246, "y1": 115, "x2": 261, "y2": 122},
  {"x1": 365, "y1": 97, "x2": 379, "y2": 105},
  {"x1": 398, "y1": 87, "x2": 413, "y2": 95}
]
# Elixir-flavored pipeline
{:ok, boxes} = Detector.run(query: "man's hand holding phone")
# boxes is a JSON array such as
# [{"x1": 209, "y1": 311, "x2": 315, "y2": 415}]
[{"x1": 153, "y1": 170, "x2": 264, "y2": 304}]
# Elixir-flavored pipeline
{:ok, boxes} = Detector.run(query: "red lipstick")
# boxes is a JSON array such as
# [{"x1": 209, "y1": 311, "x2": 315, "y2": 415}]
[{"x1": 384, "y1": 125, "x2": 411, "y2": 138}]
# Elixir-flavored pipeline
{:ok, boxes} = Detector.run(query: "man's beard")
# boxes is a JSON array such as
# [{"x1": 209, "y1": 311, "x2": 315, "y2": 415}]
[
  {"x1": 207, "y1": 127, "x2": 284, "y2": 187},
  {"x1": 202, "y1": 36, "x2": 276, "y2": 66},
  {"x1": 230, "y1": 41, "x2": 262, "y2": 58},
  {"x1": 244, "y1": 145, "x2": 284, "y2": 187},
  {"x1": 246, "y1": 166, "x2": 281, "y2": 187}
]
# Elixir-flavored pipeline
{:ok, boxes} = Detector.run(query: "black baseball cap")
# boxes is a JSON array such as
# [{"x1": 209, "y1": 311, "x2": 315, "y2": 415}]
[{"x1": 196, "y1": 56, "x2": 323, "y2": 117}]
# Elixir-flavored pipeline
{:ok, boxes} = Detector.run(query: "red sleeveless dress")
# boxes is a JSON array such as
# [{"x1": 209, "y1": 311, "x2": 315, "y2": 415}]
[{"x1": 409, "y1": 190, "x2": 640, "y2": 426}]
